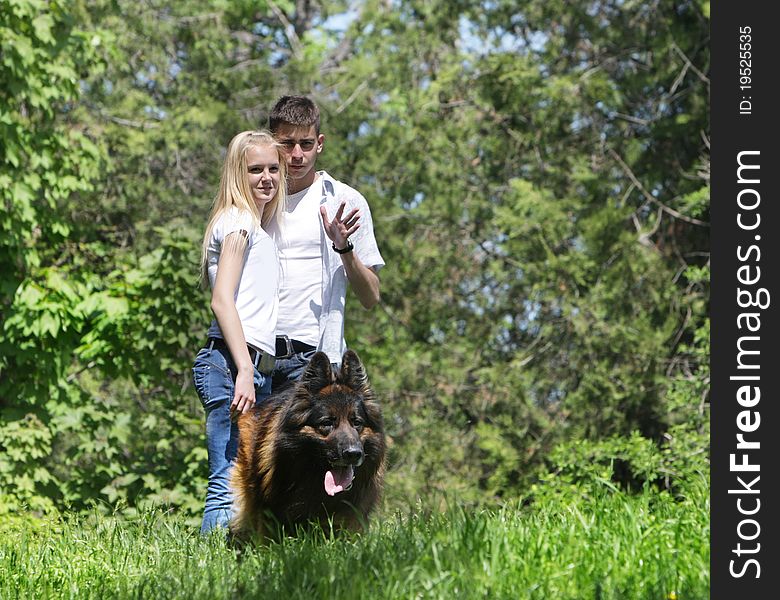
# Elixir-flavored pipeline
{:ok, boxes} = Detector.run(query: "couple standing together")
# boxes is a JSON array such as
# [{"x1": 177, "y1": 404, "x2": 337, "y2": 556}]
[{"x1": 191, "y1": 96, "x2": 384, "y2": 533}]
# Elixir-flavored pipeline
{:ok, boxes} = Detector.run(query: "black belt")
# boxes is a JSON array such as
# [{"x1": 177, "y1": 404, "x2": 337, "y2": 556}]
[
  {"x1": 275, "y1": 335, "x2": 316, "y2": 359},
  {"x1": 207, "y1": 337, "x2": 275, "y2": 375}
]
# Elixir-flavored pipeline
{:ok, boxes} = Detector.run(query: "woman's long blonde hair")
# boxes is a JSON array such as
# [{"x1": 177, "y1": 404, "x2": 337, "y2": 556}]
[{"x1": 200, "y1": 130, "x2": 287, "y2": 282}]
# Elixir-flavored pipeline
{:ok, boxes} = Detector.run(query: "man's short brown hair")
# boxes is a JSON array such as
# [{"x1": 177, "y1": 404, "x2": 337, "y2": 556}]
[{"x1": 269, "y1": 96, "x2": 320, "y2": 134}]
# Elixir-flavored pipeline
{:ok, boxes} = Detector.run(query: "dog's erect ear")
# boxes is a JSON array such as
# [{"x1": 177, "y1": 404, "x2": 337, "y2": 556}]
[
  {"x1": 300, "y1": 352, "x2": 334, "y2": 394},
  {"x1": 337, "y1": 350, "x2": 369, "y2": 392}
]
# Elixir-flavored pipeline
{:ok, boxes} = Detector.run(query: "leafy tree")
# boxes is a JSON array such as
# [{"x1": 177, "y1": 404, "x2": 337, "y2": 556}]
[{"x1": 1, "y1": 0, "x2": 106, "y2": 510}]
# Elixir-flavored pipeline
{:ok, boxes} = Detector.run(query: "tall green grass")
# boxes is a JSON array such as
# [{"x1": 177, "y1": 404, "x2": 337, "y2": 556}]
[{"x1": 0, "y1": 482, "x2": 708, "y2": 599}]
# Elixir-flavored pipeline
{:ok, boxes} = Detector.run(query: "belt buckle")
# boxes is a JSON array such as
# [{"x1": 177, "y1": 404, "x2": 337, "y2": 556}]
[
  {"x1": 258, "y1": 351, "x2": 275, "y2": 375},
  {"x1": 247, "y1": 343, "x2": 275, "y2": 375},
  {"x1": 276, "y1": 335, "x2": 294, "y2": 359}
]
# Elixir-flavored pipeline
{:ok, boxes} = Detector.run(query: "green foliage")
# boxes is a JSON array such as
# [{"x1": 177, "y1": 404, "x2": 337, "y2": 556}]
[
  {"x1": 0, "y1": 489, "x2": 709, "y2": 599},
  {"x1": 0, "y1": 0, "x2": 103, "y2": 285},
  {"x1": 1, "y1": 0, "x2": 107, "y2": 511},
  {"x1": 77, "y1": 227, "x2": 208, "y2": 382},
  {"x1": 0, "y1": 413, "x2": 56, "y2": 513},
  {"x1": 1, "y1": 227, "x2": 209, "y2": 514},
  {"x1": 532, "y1": 432, "x2": 666, "y2": 505}
]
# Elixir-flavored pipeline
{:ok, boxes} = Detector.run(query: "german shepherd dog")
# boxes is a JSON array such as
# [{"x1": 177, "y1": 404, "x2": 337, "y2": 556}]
[{"x1": 230, "y1": 350, "x2": 386, "y2": 540}]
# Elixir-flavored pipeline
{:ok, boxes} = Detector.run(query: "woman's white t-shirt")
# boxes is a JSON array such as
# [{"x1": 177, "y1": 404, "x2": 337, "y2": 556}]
[{"x1": 205, "y1": 207, "x2": 279, "y2": 356}]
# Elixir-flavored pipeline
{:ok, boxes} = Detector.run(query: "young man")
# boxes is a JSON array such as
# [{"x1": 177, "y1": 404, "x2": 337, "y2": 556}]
[{"x1": 266, "y1": 95, "x2": 384, "y2": 388}]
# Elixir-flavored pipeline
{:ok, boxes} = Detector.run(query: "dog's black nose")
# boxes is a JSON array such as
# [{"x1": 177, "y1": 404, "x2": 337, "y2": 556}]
[{"x1": 342, "y1": 447, "x2": 364, "y2": 464}]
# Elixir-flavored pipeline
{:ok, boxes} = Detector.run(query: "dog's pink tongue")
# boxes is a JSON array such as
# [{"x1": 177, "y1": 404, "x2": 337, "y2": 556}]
[{"x1": 324, "y1": 466, "x2": 354, "y2": 496}]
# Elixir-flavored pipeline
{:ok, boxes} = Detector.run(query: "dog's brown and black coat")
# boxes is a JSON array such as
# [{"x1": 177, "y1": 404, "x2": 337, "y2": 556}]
[{"x1": 230, "y1": 350, "x2": 386, "y2": 540}]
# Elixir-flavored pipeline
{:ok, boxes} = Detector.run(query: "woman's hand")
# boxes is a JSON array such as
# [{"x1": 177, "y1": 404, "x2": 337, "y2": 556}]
[{"x1": 230, "y1": 367, "x2": 256, "y2": 418}]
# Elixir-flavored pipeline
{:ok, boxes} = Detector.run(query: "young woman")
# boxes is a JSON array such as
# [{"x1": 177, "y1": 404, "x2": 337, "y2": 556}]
[{"x1": 192, "y1": 130, "x2": 286, "y2": 533}]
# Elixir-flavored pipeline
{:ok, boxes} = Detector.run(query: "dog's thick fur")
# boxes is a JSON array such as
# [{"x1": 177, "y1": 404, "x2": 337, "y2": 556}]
[{"x1": 230, "y1": 350, "x2": 386, "y2": 540}]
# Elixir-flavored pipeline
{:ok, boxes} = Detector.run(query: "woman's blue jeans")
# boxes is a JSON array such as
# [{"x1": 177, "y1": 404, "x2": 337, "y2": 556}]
[{"x1": 192, "y1": 344, "x2": 271, "y2": 534}]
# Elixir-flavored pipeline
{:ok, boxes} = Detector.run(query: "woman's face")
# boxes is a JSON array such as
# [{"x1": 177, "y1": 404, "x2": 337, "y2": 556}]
[{"x1": 245, "y1": 144, "x2": 281, "y2": 208}]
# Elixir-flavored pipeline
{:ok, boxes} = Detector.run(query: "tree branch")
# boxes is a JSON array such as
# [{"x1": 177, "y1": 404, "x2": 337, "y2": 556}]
[
  {"x1": 609, "y1": 148, "x2": 708, "y2": 226},
  {"x1": 268, "y1": 0, "x2": 303, "y2": 60}
]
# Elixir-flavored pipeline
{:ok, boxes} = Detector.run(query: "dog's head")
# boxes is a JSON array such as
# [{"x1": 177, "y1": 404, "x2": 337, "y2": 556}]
[{"x1": 288, "y1": 350, "x2": 384, "y2": 496}]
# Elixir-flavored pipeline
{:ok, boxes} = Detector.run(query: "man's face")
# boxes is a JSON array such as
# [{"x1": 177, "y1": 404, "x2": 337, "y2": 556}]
[{"x1": 274, "y1": 124, "x2": 324, "y2": 193}]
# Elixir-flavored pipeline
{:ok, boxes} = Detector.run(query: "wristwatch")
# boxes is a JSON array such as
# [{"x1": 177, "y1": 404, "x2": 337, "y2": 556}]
[{"x1": 332, "y1": 240, "x2": 354, "y2": 254}]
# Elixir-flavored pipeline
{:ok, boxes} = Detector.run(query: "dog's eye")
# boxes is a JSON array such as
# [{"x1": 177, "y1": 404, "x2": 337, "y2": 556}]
[
  {"x1": 351, "y1": 418, "x2": 364, "y2": 431},
  {"x1": 316, "y1": 420, "x2": 334, "y2": 435}
]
